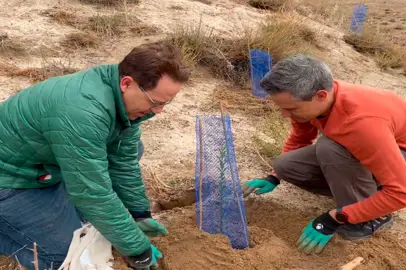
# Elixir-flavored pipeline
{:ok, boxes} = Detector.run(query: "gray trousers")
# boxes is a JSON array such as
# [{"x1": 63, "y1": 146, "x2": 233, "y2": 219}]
[{"x1": 273, "y1": 136, "x2": 406, "y2": 209}]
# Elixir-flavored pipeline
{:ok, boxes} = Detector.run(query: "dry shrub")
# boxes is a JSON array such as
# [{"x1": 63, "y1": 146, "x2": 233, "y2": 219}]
[
  {"x1": 0, "y1": 34, "x2": 26, "y2": 57},
  {"x1": 205, "y1": 86, "x2": 290, "y2": 160},
  {"x1": 296, "y1": 2, "x2": 351, "y2": 31},
  {"x1": 167, "y1": 21, "x2": 215, "y2": 71},
  {"x1": 3, "y1": 58, "x2": 78, "y2": 83},
  {"x1": 48, "y1": 10, "x2": 82, "y2": 26},
  {"x1": 248, "y1": 0, "x2": 292, "y2": 12},
  {"x1": 168, "y1": 15, "x2": 318, "y2": 86},
  {"x1": 344, "y1": 29, "x2": 406, "y2": 70},
  {"x1": 130, "y1": 24, "x2": 161, "y2": 36},
  {"x1": 170, "y1": 5, "x2": 185, "y2": 10},
  {"x1": 252, "y1": 107, "x2": 290, "y2": 160},
  {"x1": 79, "y1": 0, "x2": 139, "y2": 5},
  {"x1": 61, "y1": 32, "x2": 100, "y2": 48},
  {"x1": 86, "y1": 14, "x2": 126, "y2": 37},
  {"x1": 0, "y1": 255, "x2": 21, "y2": 270},
  {"x1": 205, "y1": 86, "x2": 270, "y2": 115}
]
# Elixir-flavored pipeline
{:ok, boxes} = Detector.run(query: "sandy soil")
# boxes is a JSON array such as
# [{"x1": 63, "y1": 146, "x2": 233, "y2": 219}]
[
  {"x1": 1, "y1": 0, "x2": 406, "y2": 269},
  {"x1": 302, "y1": 0, "x2": 406, "y2": 46}
]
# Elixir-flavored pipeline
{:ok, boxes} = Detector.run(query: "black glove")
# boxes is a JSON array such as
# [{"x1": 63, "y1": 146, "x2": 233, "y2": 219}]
[
  {"x1": 130, "y1": 210, "x2": 152, "y2": 220},
  {"x1": 125, "y1": 244, "x2": 162, "y2": 270}
]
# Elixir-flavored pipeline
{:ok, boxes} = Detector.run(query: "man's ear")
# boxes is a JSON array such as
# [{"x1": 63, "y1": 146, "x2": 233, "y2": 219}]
[
  {"x1": 315, "y1": 90, "x2": 328, "y2": 101},
  {"x1": 120, "y1": 76, "x2": 134, "y2": 93}
]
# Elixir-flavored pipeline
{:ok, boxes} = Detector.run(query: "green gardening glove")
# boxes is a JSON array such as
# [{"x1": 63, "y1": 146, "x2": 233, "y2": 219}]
[
  {"x1": 136, "y1": 218, "x2": 168, "y2": 237},
  {"x1": 296, "y1": 211, "x2": 340, "y2": 254},
  {"x1": 242, "y1": 175, "x2": 280, "y2": 198}
]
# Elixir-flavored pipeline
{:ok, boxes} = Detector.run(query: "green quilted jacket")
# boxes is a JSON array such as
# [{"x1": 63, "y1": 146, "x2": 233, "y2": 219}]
[{"x1": 0, "y1": 64, "x2": 154, "y2": 256}]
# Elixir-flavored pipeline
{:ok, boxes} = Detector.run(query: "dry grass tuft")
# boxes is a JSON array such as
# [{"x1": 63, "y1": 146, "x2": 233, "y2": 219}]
[
  {"x1": 0, "y1": 255, "x2": 21, "y2": 270},
  {"x1": 296, "y1": 2, "x2": 350, "y2": 31},
  {"x1": 48, "y1": 10, "x2": 82, "y2": 26},
  {"x1": 86, "y1": 14, "x2": 126, "y2": 37},
  {"x1": 2, "y1": 58, "x2": 79, "y2": 83},
  {"x1": 204, "y1": 86, "x2": 269, "y2": 114},
  {"x1": 130, "y1": 24, "x2": 161, "y2": 36},
  {"x1": 167, "y1": 21, "x2": 215, "y2": 71},
  {"x1": 203, "y1": 86, "x2": 290, "y2": 161},
  {"x1": 61, "y1": 32, "x2": 100, "y2": 48},
  {"x1": 252, "y1": 107, "x2": 290, "y2": 160},
  {"x1": 170, "y1": 5, "x2": 185, "y2": 10},
  {"x1": 0, "y1": 34, "x2": 26, "y2": 57},
  {"x1": 168, "y1": 14, "x2": 319, "y2": 86},
  {"x1": 79, "y1": 0, "x2": 139, "y2": 5},
  {"x1": 344, "y1": 29, "x2": 406, "y2": 70},
  {"x1": 248, "y1": 0, "x2": 292, "y2": 12}
]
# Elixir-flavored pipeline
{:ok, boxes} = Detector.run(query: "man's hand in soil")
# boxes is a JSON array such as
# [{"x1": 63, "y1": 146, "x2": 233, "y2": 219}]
[
  {"x1": 242, "y1": 175, "x2": 280, "y2": 198},
  {"x1": 136, "y1": 218, "x2": 168, "y2": 237},
  {"x1": 296, "y1": 211, "x2": 342, "y2": 254},
  {"x1": 125, "y1": 244, "x2": 163, "y2": 270}
]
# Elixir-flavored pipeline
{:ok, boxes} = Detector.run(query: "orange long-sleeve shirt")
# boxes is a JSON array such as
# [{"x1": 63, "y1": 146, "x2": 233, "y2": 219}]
[{"x1": 282, "y1": 80, "x2": 406, "y2": 224}]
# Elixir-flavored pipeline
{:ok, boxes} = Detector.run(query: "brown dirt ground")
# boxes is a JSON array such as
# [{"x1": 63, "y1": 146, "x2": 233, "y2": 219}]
[
  {"x1": 1, "y1": 0, "x2": 406, "y2": 269},
  {"x1": 304, "y1": 0, "x2": 406, "y2": 46}
]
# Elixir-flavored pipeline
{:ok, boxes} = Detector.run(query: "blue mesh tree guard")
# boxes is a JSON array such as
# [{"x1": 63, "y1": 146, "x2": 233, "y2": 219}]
[
  {"x1": 195, "y1": 115, "x2": 250, "y2": 249},
  {"x1": 249, "y1": 49, "x2": 272, "y2": 99},
  {"x1": 350, "y1": 3, "x2": 368, "y2": 33}
]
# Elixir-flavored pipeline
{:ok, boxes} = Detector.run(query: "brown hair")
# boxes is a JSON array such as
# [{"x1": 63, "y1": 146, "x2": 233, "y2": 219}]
[{"x1": 118, "y1": 41, "x2": 190, "y2": 90}]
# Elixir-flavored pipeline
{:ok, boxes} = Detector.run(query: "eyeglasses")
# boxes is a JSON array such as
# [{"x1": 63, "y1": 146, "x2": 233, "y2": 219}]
[{"x1": 139, "y1": 85, "x2": 172, "y2": 109}]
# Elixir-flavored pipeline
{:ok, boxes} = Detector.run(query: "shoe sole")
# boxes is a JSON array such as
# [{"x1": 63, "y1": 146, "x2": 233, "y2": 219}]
[{"x1": 337, "y1": 218, "x2": 394, "y2": 241}]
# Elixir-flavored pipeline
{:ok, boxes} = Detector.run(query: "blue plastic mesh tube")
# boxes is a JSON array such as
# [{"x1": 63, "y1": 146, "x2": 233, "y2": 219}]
[
  {"x1": 350, "y1": 4, "x2": 368, "y2": 33},
  {"x1": 195, "y1": 115, "x2": 250, "y2": 249},
  {"x1": 249, "y1": 49, "x2": 272, "y2": 99}
]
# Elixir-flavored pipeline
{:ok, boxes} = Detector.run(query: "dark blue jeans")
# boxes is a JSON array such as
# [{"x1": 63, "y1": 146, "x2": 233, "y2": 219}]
[{"x1": 0, "y1": 141, "x2": 144, "y2": 270}]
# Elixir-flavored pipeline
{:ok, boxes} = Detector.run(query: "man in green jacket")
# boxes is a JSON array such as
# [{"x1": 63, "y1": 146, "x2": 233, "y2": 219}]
[{"x1": 0, "y1": 41, "x2": 190, "y2": 270}]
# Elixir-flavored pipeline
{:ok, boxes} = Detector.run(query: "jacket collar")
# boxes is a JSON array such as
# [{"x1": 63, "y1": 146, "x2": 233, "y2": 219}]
[{"x1": 108, "y1": 64, "x2": 155, "y2": 127}]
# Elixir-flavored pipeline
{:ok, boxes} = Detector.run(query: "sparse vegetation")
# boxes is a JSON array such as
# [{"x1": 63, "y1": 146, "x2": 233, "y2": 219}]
[
  {"x1": 168, "y1": 14, "x2": 319, "y2": 86},
  {"x1": 296, "y1": 2, "x2": 351, "y2": 31},
  {"x1": 252, "y1": 107, "x2": 290, "y2": 160},
  {"x1": 61, "y1": 32, "x2": 100, "y2": 48},
  {"x1": 248, "y1": 0, "x2": 292, "y2": 12},
  {"x1": 344, "y1": 29, "x2": 406, "y2": 70},
  {"x1": 48, "y1": 10, "x2": 82, "y2": 26},
  {"x1": 205, "y1": 86, "x2": 289, "y2": 161},
  {"x1": 1, "y1": 58, "x2": 79, "y2": 83},
  {"x1": 171, "y1": 5, "x2": 185, "y2": 10},
  {"x1": 130, "y1": 24, "x2": 161, "y2": 36},
  {"x1": 86, "y1": 14, "x2": 126, "y2": 37},
  {"x1": 48, "y1": 8, "x2": 145, "y2": 38},
  {"x1": 0, "y1": 34, "x2": 26, "y2": 57}
]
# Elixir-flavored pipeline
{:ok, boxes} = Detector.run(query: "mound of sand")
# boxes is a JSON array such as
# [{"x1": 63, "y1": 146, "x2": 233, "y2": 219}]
[{"x1": 113, "y1": 198, "x2": 406, "y2": 270}]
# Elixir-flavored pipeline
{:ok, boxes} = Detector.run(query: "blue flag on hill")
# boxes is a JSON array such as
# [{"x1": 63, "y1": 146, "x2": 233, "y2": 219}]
[{"x1": 350, "y1": 3, "x2": 368, "y2": 33}]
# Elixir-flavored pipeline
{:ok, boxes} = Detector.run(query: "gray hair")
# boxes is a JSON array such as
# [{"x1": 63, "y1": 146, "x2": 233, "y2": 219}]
[{"x1": 260, "y1": 55, "x2": 333, "y2": 101}]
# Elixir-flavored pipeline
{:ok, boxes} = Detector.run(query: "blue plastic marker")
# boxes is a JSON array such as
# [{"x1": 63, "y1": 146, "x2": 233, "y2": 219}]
[
  {"x1": 249, "y1": 49, "x2": 272, "y2": 99},
  {"x1": 350, "y1": 3, "x2": 368, "y2": 33}
]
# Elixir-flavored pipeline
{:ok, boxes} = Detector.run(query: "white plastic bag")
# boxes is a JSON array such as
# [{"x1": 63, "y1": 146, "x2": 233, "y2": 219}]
[{"x1": 58, "y1": 224, "x2": 113, "y2": 270}]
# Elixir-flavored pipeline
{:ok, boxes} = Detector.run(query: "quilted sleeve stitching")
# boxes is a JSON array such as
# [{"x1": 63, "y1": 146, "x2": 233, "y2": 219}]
[
  {"x1": 108, "y1": 125, "x2": 150, "y2": 212},
  {"x1": 43, "y1": 102, "x2": 150, "y2": 256}
]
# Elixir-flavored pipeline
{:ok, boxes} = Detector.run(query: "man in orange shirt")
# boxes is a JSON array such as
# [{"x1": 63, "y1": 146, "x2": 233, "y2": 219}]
[{"x1": 243, "y1": 55, "x2": 406, "y2": 254}]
